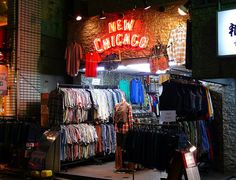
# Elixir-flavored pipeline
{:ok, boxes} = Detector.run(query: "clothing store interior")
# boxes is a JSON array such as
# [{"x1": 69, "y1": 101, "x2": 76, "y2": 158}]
[{"x1": 0, "y1": 0, "x2": 236, "y2": 180}]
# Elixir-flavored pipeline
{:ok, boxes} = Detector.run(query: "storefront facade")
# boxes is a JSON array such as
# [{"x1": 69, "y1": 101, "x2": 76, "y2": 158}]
[{"x1": 0, "y1": 0, "x2": 236, "y2": 177}]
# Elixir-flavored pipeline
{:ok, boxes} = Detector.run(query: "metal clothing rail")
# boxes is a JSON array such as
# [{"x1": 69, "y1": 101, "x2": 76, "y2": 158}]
[
  {"x1": 57, "y1": 83, "x2": 118, "y2": 89},
  {"x1": 133, "y1": 122, "x2": 180, "y2": 126}
]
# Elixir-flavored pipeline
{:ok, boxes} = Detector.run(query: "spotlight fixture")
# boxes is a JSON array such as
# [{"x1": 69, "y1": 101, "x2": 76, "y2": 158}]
[
  {"x1": 143, "y1": 0, "x2": 151, "y2": 10},
  {"x1": 76, "y1": 14, "x2": 82, "y2": 21},
  {"x1": 99, "y1": 10, "x2": 106, "y2": 20},
  {"x1": 178, "y1": 0, "x2": 191, "y2": 16},
  {"x1": 132, "y1": 0, "x2": 137, "y2": 10}
]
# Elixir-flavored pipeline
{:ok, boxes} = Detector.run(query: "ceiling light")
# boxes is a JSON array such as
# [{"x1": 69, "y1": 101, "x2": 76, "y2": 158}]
[
  {"x1": 178, "y1": 0, "x2": 191, "y2": 16},
  {"x1": 143, "y1": 0, "x2": 151, "y2": 10},
  {"x1": 99, "y1": 10, "x2": 106, "y2": 20},
  {"x1": 76, "y1": 15, "x2": 82, "y2": 21}
]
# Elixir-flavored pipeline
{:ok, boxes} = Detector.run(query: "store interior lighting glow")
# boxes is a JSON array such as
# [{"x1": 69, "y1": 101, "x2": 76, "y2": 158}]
[
  {"x1": 82, "y1": 64, "x2": 169, "y2": 74},
  {"x1": 117, "y1": 65, "x2": 127, "y2": 70},
  {"x1": 156, "y1": 70, "x2": 167, "y2": 74},
  {"x1": 81, "y1": 66, "x2": 105, "y2": 72},
  {"x1": 126, "y1": 63, "x2": 150, "y2": 72},
  {"x1": 97, "y1": 66, "x2": 105, "y2": 71}
]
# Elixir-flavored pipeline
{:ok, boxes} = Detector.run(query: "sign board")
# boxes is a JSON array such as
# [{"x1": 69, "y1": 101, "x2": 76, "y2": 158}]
[
  {"x1": 92, "y1": 78, "x2": 101, "y2": 85},
  {"x1": 183, "y1": 152, "x2": 196, "y2": 168},
  {"x1": 160, "y1": 110, "x2": 176, "y2": 123},
  {"x1": 0, "y1": 65, "x2": 7, "y2": 96},
  {"x1": 182, "y1": 151, "x2": 201, "y2": 180},
  {"x1": 94, "y1": 19, "x2": 149, "y2": 53},
  {"x1": 217, "y1": 9, "x2": 236, "y2": 56},
  {"x1": 185, "y1": 167, "x2": 201, "y2": 180}
]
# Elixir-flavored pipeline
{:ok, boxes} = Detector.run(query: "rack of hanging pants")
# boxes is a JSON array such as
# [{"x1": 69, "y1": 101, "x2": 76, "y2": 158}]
[{"x1": 122, "y1": 123, "x2": 183, "y2": 171}]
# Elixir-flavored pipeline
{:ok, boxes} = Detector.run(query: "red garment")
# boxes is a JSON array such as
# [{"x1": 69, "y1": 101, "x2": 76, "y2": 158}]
[
  {"x1": 150, "y1": 56, "x2": 169, "y2": 73},
  {"x1": 85, "y1": 52, "x2": 101, "y2": 77},
  {"x1": 150, "y1": 57, "x2": 159, "y2": 73},
  {"x1": 65, "y1": 42, "x2": 83, "y2": 77},
  {"x1": 158, "y1": 56, "x2": 168, "y2": 70}
]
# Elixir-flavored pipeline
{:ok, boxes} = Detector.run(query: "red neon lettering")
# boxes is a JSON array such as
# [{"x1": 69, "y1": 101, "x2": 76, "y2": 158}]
[
  {"x1": 117, "y1": 20, "x2": 123, "y2": 31},
  {"x1": 124, "y1": 19, "x2": 135, "y2": 31},
  {"x1": 111, "y1": 35, "x2": 116, "y2": 47},
  {"x1": 116, "y1": 34, "x2": 123, "y2": 46},
  {"x1": 131, "y1": 34, "x2": 139, "y2": 47},
  {"x1": 123, "y1": 33, "x2": 130, "y2": 45},
  {"x1": 108, "y1": 22, "x2": 116, "y2": 33},
  {"x1": 103, "y1": 38, "x2": 111, "y2": 50},
  {"x1": 139, "y1": 36, "x2": 149, "y2": 48},
  {"x1": 94, "y1": 38, "x2": 104, "y2": 53}
]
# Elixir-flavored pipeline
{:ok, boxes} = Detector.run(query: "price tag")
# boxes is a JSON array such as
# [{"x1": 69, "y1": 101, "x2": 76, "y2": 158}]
[
  {"x1": 160, "y1": 110, "x2": 176, "y2": 123},
  {"x1": 92, "y1": 78, "x2": 100, "y2": 85}
]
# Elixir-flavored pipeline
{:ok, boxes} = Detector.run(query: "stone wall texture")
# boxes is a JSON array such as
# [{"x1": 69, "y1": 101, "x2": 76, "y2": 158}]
[
  {"x1": 192, "y1": 0, "x2": 236, "y2": 172},
  {"x1": 67, "y1": 2, "x2": 188, "y2": 60},
  {"x1": 207, "y1": 80, "x2": 236, "y2": 173}
]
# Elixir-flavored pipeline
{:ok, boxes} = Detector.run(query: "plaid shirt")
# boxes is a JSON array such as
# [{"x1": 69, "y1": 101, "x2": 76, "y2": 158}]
[
  {"x1": 114, "y1": 102, "x2": 133, "y2": 134},
  {"x1": 48, "y1": 89, "x2": 64, "y2": 126},
  {"x1": 167, "y1": 24, "x2": 187, "y2": 65}
]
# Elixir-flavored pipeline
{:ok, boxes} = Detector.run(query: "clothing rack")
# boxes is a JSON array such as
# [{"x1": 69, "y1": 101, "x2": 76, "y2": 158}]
[
  {"x1": 57, "y1": 83, "x2": 118, "y2": 89},
  {"x1": 169, "y1": 72, "x2": 227, "y2": 86},
  {"x1": 0, "y1": 116, "x2": 36, "y2": 122},
  {"x1": 133, "y1": 112, "x2": 154, "y2": 118},
  {"x1": 133, "y1": 122, "x2": 180, "y2": 127}
]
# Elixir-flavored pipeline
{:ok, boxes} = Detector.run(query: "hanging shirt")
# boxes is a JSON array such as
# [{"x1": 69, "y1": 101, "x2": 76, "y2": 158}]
[
  {"x1": 130, "y1": 79, "x2": 144, "y2": 104},
  {"x1": 118, "y1": 79, "x2": 130, "y2": 102},
  {"x1": 65, "y1": 42, "x2": 83, "y2": 77},
  {"x1": 85, "y1": 52, "x2": 101, "y2": 77},
  {"x1": 167, "y1": 24, "x2": 187, "y2": 65}
]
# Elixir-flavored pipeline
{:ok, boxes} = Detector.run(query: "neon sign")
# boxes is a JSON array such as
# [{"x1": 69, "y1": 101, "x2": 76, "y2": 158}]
[{"x1": 94, "y1": 19, "x2": 149, "y2": 53}]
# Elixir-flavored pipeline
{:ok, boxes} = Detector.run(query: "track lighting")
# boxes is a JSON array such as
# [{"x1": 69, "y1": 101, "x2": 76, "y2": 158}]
[
  {"x1": 143, "y1": 0, "x2": 151, "y2": 10},
  {"x1": 178, "y1": 0, "x2": 191, "y2": 16},
  {"x1": 99, "y1": 10, "x2": 106, "y2": 20}
]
